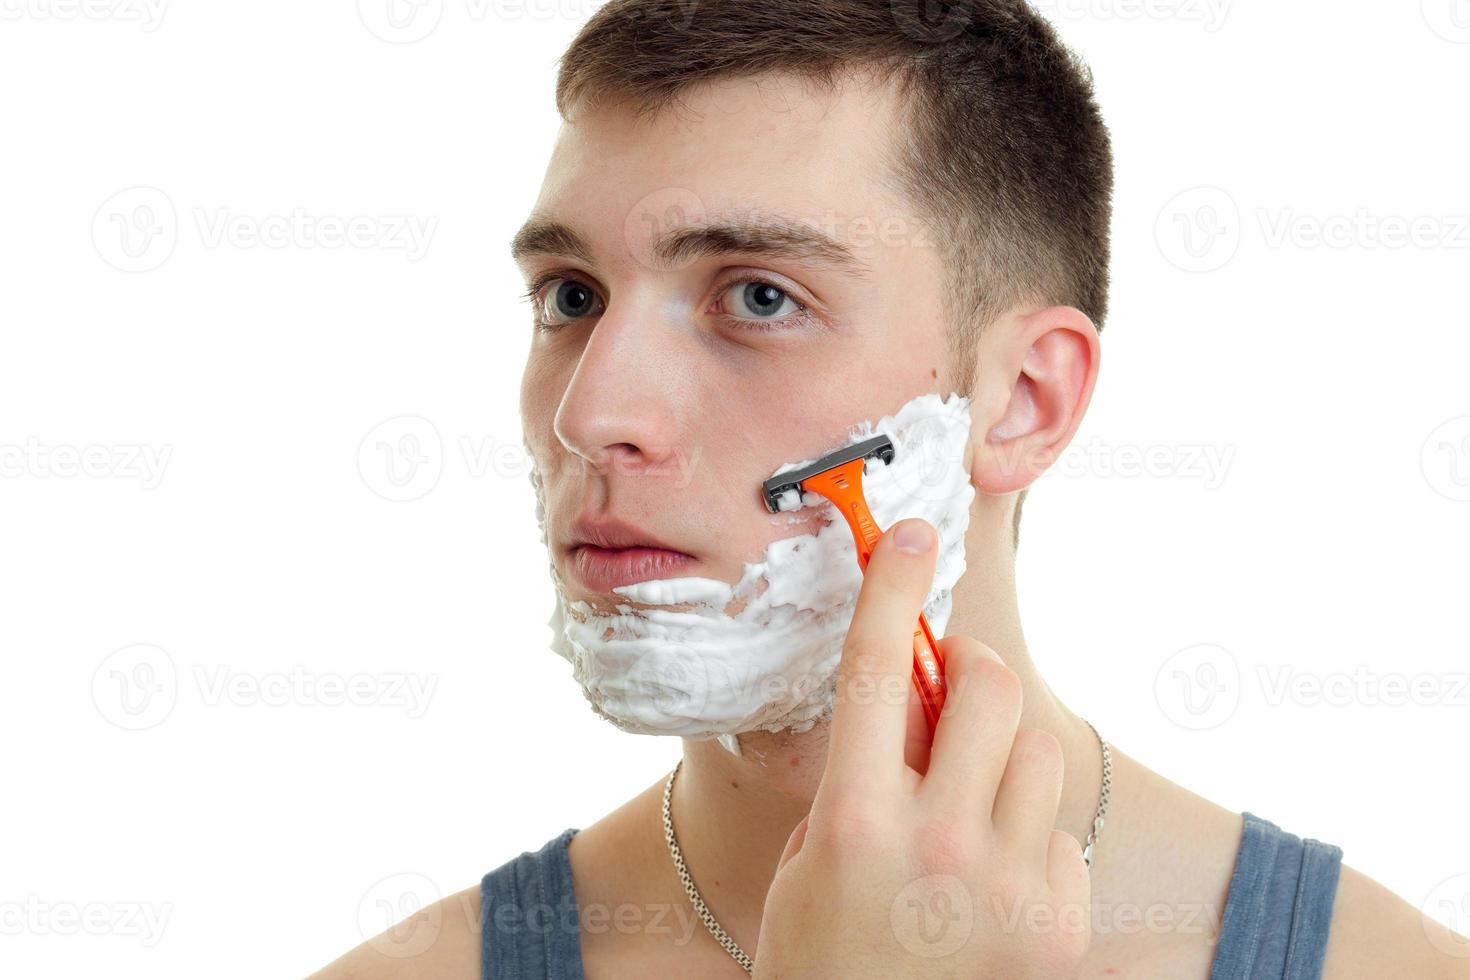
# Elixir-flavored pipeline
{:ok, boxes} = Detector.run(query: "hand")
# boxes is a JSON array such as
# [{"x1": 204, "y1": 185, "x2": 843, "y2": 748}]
[{"x1": 751, "y1": 517, "x2": 1091, "y2": 979}]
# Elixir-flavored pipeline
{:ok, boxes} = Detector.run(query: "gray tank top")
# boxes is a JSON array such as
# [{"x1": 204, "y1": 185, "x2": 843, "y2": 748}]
[{"x1": 481, "y1": 810, "x2": 1342, "y2": 979}]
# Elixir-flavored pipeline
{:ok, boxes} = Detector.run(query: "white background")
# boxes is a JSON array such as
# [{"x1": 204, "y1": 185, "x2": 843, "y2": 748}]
[{"x1": 2, "y1": 1, "x2": 1467, "y2": 976}]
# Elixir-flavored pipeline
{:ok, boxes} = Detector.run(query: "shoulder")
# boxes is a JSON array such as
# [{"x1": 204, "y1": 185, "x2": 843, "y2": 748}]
[
  {"x1": 306, "y1": 883, "x2": 483, "y2": 980},
  {"x1": 306, "y1": 828, "x2": 582, "y2": 980},
  {"x1": 1322, "y1": 863, "x2": 1470, "y2": 979}
]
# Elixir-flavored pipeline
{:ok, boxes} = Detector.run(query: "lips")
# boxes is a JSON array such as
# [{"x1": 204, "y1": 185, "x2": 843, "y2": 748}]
[
  {"x1": 569, "y1": 544, "x2": 697, "y2": 593},
  {"x1": 563, "y1": 515, "x2": 696, "y2": 593}
]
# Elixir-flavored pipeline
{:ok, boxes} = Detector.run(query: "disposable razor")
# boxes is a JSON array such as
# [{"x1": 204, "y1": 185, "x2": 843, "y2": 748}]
[{"x1": 761, "y1": 434, "x2": 948, "y2": 737}]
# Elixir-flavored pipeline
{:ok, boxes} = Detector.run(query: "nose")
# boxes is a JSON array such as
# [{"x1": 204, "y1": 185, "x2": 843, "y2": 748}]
[{"x1": 551, "y1": 305, "x2": 687, "y2": 482}]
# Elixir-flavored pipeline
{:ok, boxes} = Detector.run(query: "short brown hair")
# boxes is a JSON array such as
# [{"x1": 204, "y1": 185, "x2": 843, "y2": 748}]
[{"x1": 556, "y1": 0, "x2": 1113, "y2": 545}]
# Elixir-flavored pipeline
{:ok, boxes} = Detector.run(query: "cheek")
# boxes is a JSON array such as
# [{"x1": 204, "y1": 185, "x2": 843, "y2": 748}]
[{"x1": 519, "y1": 355, "x2": 563, "y2": 442}]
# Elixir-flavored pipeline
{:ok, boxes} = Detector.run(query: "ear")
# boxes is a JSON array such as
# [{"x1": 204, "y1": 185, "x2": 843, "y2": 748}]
[{"x1": 970, "y1": 306, "x2": 1100, "y2": 494}]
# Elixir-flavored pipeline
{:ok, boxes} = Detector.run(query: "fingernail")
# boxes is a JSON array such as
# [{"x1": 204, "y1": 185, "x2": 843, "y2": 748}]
[{"x1": 894, "y1": 520, "x2": 934, "y2": 554}]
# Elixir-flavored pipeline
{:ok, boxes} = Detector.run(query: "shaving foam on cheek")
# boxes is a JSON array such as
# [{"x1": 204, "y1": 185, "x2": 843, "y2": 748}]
[{"x1": 533, "y1": 391, "x2": 976, "y2": 743}]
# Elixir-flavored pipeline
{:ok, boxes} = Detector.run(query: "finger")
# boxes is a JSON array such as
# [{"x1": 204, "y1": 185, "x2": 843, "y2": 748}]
[
  {"x1": 823, "y1": 517, "x2": 939, "y2": 795},
  {"x1": 919, "y1": 637, "x2": 1022, "y2": 816},
  {"x1": 902, "y1": 678, "x2": 932, "y2": 776},
  {"x1": 1046, "y1": 829, "x2": 1091, "y2": 901},
  {"x1": 1046, "y1": 830, "x2": 1092, "y2": 955},
  {"x1": 991, "y1": 727, "x2": 1066, "y2": 866}
]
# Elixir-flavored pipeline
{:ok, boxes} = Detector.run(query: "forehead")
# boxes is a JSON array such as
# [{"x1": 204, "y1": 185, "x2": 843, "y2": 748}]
[{"x1": 528, "y1": 72, "x2": 917, "y2": 265}]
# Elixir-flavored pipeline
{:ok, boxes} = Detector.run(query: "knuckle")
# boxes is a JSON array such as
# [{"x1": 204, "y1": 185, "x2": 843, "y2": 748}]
[
  {"x1": 842, "y1": 639, "x2": 885, "y2": 677},
  {"x1": 813, "y1": 795, "x2": 887, "y2": 854},
  {"x1": 963, "y1": 637, "x2": 1005, "y2": 665},
  {"x1": 936, "y1": 640, "x2": 1022, "y2": 724},
  {"x1": 965, "y1": 651, "x2": 1022, "y2": 709},
  {"x1": 1012, "y1": 728, "x2": 1064, "y2": 776},
  {"x1": 912, "y1": 819, "x2": 976, "y2": 878},
  {"x1": 984, "y1": 862, "x2": 1031, "y2": 908},
  {"x1": 989, "y1": 660, "x2": 1024, "y2": 702},
  {"x1": 940, "y1": 635, "x2": 1003, "y2": 666},
  {"x1": 811, "y1": 787, "x2": 887, "y2": 846}
]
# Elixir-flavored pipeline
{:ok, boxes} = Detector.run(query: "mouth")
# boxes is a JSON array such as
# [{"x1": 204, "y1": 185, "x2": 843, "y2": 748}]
[
  {"x1": 567, "y1": 544, "x2": 697, "y2": 593},
  {"x1": 562, "y1": 515, "x2": 697, "y2": 593}
]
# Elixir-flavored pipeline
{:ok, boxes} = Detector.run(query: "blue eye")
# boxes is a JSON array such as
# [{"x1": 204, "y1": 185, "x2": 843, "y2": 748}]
[
  {"x1": 537, "y1": 278, "x2": 603, "y2": 326},
  {"x1": 723, "y1": 280, "x2": 800, "y2": 321}
]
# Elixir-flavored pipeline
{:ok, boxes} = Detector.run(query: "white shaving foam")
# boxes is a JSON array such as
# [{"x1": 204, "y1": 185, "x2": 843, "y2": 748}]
[{"x1": 532, "y1": 391, "x2": 975, "y2": 742}]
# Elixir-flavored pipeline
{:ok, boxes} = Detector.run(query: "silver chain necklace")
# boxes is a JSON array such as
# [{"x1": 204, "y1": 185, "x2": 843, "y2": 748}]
[
  {"x1": 661, "y1": 718, "x2": 1112, "y2": 975},
  {"x1": 662, "y1": 757, "x2": 758, "y2": 973}
]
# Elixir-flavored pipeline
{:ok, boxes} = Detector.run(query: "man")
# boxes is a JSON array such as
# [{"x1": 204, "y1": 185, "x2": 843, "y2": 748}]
[{"x1": 314, "y1": 0, "x2": 1469, "y2": 976}]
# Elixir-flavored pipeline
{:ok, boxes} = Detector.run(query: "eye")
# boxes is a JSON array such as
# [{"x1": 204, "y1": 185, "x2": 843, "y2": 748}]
[
  {"x1": 534, "y1": 277, "x2": 604, "y2": 327},
  {"x1": 719, "y1": 279, "x2": 802, "y2": 322}
]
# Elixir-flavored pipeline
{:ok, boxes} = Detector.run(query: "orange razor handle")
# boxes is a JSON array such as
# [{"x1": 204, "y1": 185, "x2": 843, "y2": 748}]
[{"x1": 800, "y1": 457, "x2": 948, "y2": 738}]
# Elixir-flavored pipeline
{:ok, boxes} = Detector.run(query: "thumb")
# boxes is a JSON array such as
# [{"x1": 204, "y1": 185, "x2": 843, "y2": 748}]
[{"x1": 776, "y1": 815, "x2": 810, "y2": 872}]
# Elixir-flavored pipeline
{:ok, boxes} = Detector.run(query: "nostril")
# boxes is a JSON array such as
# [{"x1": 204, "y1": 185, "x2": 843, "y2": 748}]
[{"x1": 591, "y1": 444, "x2": 640, "y2": 476}]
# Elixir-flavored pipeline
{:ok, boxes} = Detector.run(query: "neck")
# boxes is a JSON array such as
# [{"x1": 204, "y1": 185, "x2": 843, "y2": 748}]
[{"x1": 665, "y1": 494, "x2": 1113, "y2": 952}]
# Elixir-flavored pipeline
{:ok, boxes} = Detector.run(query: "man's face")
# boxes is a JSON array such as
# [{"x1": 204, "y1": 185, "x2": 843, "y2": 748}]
[{"x1": 517, "y1": 72, "x2": 955, "y2": 610}]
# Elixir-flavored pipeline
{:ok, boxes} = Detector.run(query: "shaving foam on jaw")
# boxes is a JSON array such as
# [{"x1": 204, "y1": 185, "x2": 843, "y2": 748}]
[{"x1": 533, "y1": 391, "x2": 976, "y2": 745}]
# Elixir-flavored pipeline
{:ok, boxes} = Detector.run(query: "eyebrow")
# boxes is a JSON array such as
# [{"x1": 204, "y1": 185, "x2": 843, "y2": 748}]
[{"x1": 509, "y1": 213, "x2": 871, "y2": 280}]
